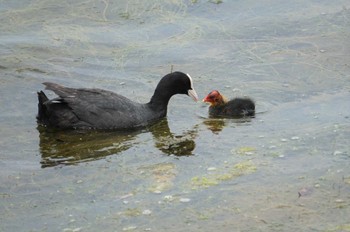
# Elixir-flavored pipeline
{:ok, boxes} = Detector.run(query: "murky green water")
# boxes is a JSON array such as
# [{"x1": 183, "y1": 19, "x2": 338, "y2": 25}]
[{"x1": 1, "y1": 1, "x2": 350, "y2": 231}]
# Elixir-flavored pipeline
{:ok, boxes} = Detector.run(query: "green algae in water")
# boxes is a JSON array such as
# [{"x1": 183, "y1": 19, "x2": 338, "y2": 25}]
[
  {"x1": 215, "y1": 160, "x2": 257, "y2": 180},
  {"x1": 234, "y1": 147, "x2": 257, "y2": 156},
  {"x1": 328, "y1": 224, "x2": 350, "y2": 231},
  {"x1": 142, "y1": 162, "x2": 176, "y2": 193},
  {"x1": 191, "y1": 176, "x2": 219, "y2": 188},
  {"x1": 191, "y1": 161, "x2": 257, "y2": 189},
  {"x1": 123, "y1": 208, "x2": 142, "y2": 217},
  {"x1": 344, "y1": 176, "x2": 350, "y2": 185},
  {"x1": 232, "y1": 160, "x2": 257, "y2": 174},
  {"x1": 215, "y1": 173, "x2": 234, "y2": 181}
]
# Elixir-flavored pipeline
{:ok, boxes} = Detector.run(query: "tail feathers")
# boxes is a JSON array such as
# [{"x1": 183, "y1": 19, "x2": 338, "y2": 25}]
[{"x1": 37, "y1": 91, "x2": 49, "y2": 122}]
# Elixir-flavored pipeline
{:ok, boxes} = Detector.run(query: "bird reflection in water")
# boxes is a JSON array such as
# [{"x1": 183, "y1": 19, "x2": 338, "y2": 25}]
[
  {"x1": 149, "y1": 119, "x2": 197, "y2": 156},
  {"x1": 203, "y1": 117, "x2": 253, "y2": 134},
  {"x1": 37, "y1": 119, "x2": 197, "y2": 168}
]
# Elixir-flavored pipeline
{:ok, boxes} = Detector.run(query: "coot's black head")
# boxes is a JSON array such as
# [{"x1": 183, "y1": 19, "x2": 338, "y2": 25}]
[{"x1": 153, "y1": 71, "x2": 198, "y2": 102}]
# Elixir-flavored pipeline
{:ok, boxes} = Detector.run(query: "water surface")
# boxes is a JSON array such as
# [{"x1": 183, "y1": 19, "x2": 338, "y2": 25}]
[{"x1": 1, "y1": 1, "x2": 350, "y2": 231}]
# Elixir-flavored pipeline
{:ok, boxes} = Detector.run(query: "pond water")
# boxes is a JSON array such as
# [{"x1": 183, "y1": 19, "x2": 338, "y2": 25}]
[{"x1": 1, "y1": 1, "x2": 350, "y2": 231}]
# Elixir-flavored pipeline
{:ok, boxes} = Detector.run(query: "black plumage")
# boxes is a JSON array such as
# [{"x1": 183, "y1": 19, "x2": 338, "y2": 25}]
[
  {"x1": 203, "y1": 90, "x2": 255, "y2": 118},
  {"x1": 37, "y1": 72, "x2": 198, "y2": 130}
]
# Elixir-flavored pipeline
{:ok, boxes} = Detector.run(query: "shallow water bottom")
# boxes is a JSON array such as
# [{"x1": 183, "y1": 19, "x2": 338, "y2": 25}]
[{"x1": 1, "y1": 91, "x2": 349, "y2": 232}]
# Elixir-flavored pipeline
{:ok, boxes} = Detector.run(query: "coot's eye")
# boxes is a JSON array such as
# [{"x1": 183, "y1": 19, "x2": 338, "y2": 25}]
[{"x1": 208, "y1": 94, "x2": 216, "y2": 99}]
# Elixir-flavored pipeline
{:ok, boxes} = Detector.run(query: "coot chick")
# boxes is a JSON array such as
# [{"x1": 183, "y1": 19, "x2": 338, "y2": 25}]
[
  {"x1": 37, "y1": 71, "x2": 198, "y2": 130},
  {"x1": 203, "y1": 90, "x2": 255, "y2": 118}
]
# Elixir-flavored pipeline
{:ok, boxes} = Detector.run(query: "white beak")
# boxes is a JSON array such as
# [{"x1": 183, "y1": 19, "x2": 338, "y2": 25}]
[{"x1": 188, "y1": 89, "x2": 199, "y2": 102}]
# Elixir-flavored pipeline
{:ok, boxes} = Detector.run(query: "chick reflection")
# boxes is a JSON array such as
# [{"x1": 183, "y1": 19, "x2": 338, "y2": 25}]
[
  {"x1": 149, "y1": 119, "x2": 197, "y2": 156},
  {"x1": 38, "y1": 118, "x2": 197, "y2": 168},
  {"x1": 203, "y1": 118, "x2": 226, "y2": 134},
  {"x1": 203, "y1": 117, "x2": 253, "y2": 134}
]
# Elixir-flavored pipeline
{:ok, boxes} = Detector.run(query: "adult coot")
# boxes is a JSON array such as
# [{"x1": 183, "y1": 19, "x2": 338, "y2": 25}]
[
  {"x1": 37, "y1": 71, "x2": 198, "y2": 130},
  {"x1": 203, "y1": 90, "x2": 255, "y2": 118}
]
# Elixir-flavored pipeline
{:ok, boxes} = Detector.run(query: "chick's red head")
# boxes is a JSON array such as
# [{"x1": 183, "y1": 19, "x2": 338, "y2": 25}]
[{"x1": 202, "y1": 90, "x2": 225, "y2": 106}]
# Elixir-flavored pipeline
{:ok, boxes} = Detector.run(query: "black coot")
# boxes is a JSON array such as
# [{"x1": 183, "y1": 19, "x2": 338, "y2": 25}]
[
  {"x1": 203, "y1": 90, "x2": 255, "y2": 118},
  {"x1": 37, "y1": 71, "x2": 198, "y2": 130}
]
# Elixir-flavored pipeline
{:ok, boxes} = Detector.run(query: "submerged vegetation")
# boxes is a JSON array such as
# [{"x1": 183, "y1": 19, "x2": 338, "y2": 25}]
[{"x1": 191, "y1": 161, "x2": 257, "y2": 189}]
